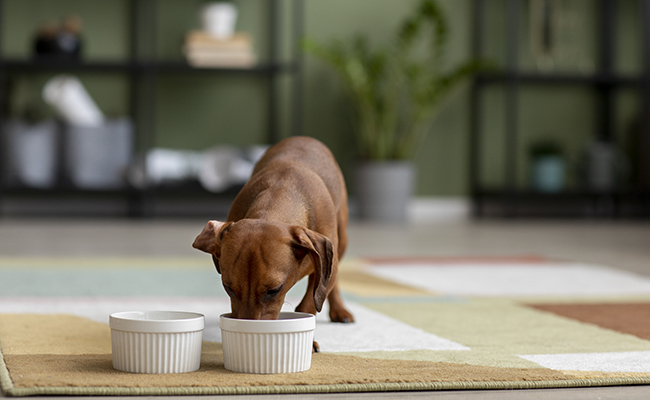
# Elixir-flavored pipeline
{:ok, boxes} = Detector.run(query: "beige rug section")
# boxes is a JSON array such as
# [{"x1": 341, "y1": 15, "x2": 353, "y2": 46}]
[
  {"x1": 337, "y1": 269, "x2": 433, "y2": 297},
  {"x1": 0, "y1": 314, "x2": 581, "y2": 396}
]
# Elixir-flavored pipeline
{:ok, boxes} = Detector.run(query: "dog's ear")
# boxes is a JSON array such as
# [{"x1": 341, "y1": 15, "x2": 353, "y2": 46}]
[
  {"x1": 291, "y1": 227, "x2": 333, "y2": 313},
  {"x1": 192, "y1": 220, "x2": 232, "y2": 274}
]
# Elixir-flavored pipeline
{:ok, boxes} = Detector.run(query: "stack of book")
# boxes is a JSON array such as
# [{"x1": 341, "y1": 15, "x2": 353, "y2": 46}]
[{"x1": 183, "y1": 31, "x2": 257, "y2": 68}]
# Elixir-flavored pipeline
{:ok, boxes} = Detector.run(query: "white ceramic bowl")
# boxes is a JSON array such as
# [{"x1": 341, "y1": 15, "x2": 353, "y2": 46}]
[
  {"x1": 110, "y1": 311, "x2": 204, "y2": 374},
  {"x1": 220, "y1": 312, "x2": 315, "y2": 374}
]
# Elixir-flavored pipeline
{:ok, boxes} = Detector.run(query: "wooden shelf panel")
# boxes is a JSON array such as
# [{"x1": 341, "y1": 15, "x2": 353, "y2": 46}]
[{"x1": 0, "y1": 59, "x2": 298, "y2": 74}]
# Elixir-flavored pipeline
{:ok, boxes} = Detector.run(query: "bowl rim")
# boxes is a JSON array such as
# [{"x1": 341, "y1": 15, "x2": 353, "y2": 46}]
[
  {"x1": 110, "y1": 310, "x2": 205, "y2": 333},
  {"x1": 220, "y1": 311, "x2": 315, "y2": 334}
]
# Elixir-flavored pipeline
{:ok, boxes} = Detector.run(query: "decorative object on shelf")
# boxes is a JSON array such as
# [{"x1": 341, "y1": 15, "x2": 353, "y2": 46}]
[
  {"x1": 64, "y1": 118, "x2": 133, "y2": 189},
  {"x1": 42, "y1": 75, "x2": 105, "y2": 126},
  {"x1": 33, "y1": 21, "x2": 60, "y2": 56},
  {"x1": 529, "y1": 0, "x2": 594, "y2": 74},
  {"x1": 137, "y1": 145, "x2": 267, "y2": 192},
  {"x1": 4, "y1": 119, "x2": 58, "y2": 188},
  {"x1": 0, "y1": 0, "x2": 297, "y2": 218},
  {"x1": 41, "y1": 75, "x2": 131, "y2": 189},
  {"x1": 199, "y1": 145, "x2": 262, "y2": 192},
  {"x1": 184, "y1": 1, "x2": 256, "y2": 68},
  {"x1": 183, "y1": 31, "x2": 256, "y2": 68},
  {"x1": 581, "y1": 140, "x2": 630, "y2": 193},
  {"x1": 529, "y1": 140, "x2": 566, "y2": 193},
  {"x1": 471, "y1": 1, "x2": 643, "y2": 218},
  {"x1": 33, "y1": 16, "x2": 83, "y2": 61},
  {"x1": 529, "y1": 0, "x2": 558, "y2": 72},
  {"x1": 305, "y1": 0, "x2": 482, "y2": 222},
  {"x1": 201, "y1": 2, "x2": 238, "y2": 39},
  {"x1": 3, "y1": 78, "x2": 58, "y2": 188},
  {"x1": 142, "y1": 148, "x2": 204, "y2": 187}
]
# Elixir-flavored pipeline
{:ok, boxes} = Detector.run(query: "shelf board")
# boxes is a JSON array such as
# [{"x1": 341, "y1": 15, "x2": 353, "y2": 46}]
[
  {"x1": 0, "y1": 186, "x2": 134, "y2": 196},
  {"x1": 472, "y1": 189, "x2": 650, "y2": 218},
  {"x1": 150, "y1": 60, "x2": 298, "y2": 74},
  {"x1": 0, "y1": 58, "x2": 298, "y2": 75},
  {"x1": 0, "y1": 59, "x2": 135, "y2": 72},
  {"x1": 473, "y1": 189, "x2": 649, "y2": 198},
  {"x1": 1, "y1": 181, "x2": 244, "y2": 197},
  {"x1": 146, "y1": 180, "x2": 243, "y2": 196},
  {"x1": 477, "y1": 71, "x2": 641, "y2": 86}
]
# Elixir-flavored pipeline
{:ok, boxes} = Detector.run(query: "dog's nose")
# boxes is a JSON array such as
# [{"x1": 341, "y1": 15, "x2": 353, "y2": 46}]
[
  {"x1": 233, "y1": 309, "x2": 263, "y2": 320},
  {"x1": 233, "y1": 307, "x2": 281, "y2": 320}
]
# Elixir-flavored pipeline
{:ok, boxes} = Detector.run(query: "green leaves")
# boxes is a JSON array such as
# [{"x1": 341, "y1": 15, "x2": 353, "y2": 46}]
[{"x1": 305, "y1": 0, "x2": 483, "y2": 160}]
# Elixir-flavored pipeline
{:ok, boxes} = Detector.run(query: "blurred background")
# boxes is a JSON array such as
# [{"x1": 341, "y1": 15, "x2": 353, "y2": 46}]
[
  {"x1": 0, "y1": 0, "x2": 648, "y2": 220},
  {"x1": 2, "y1": 6, "x2": 649, "y2": 400}
]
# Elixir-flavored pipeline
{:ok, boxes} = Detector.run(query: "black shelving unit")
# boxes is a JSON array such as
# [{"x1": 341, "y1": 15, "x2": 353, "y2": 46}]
[
  {"x1": 470, "y1": 0, "x2": 650, "y2": 218},
  {"x1": 0, "y1": 0, "x2": 304, "y2": 218}
]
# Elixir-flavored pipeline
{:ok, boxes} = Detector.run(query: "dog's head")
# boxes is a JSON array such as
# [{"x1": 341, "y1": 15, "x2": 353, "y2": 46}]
[{"x1": 192, "y1": 219, "x2": 333, "y2": 320}]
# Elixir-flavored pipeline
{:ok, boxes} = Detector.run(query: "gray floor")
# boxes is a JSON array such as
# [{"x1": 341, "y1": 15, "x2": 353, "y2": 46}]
[{"x1": 1, "y1": 216, "x2": 650, "y2": 399}]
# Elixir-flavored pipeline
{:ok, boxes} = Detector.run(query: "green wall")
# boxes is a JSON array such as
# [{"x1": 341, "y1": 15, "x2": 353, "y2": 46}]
[{"x1": 2, "y1": 0, "x2": 644, "y2": 196}]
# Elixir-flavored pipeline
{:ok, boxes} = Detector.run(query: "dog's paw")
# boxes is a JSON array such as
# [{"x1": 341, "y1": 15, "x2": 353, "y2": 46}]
[
  {"x1": 312, "y1": 340, "x2": 320, "y2": 353},
  {"x1": 329, "y1": 307, "x2": 354, "y2": 323}
]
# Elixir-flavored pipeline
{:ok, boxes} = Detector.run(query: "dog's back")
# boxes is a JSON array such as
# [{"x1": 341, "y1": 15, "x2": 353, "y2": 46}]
[
  {"x1": 252, "y1": 136, "x2": 345, "y2": 207},
  {"x1": 228, "y1": 136, "x2": 347, "y2": 225}
]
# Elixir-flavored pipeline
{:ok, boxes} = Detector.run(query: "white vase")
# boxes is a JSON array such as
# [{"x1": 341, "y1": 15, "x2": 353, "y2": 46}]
[
  {"x1": 201, "y1": 2, "x2": 238, "y2": 39},
  {"x1": 354, "y1": 161, "x2": 415, "y2": 222}
]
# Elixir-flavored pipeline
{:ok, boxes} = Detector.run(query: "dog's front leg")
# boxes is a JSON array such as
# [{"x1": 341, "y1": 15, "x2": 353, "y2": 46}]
[
  {"x1": 295, "y1": 274, "x2": 321, "y2": 353},
  {"x1": 327, "y1": 281, "x2": 354, "y2": 323}
]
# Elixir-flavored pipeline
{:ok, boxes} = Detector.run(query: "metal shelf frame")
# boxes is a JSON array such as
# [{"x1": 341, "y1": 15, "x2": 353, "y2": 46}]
[
  {"x1": 0, "y1": 0, "x2": 305, "y2": 218},
  {"x1": 470, "y1": 0, "x2": 650, "y2": 218}
]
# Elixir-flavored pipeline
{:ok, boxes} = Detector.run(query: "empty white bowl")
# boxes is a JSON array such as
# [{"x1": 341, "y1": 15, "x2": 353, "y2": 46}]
[
  {"x1": 220, "y1": 312, "x2": 315, "y2": 374},
  {"x1": 110, "y1": 311, "x2": 204, "y2": 374}
]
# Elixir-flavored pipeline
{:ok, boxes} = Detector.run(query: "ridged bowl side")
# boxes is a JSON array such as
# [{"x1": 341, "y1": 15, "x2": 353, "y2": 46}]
[
  {"x1": 222, "y1": 330, "x2": 314, "y2": 374},
  {"x1": 111, "y1": 330, "x2": 203, "y2": 373}
]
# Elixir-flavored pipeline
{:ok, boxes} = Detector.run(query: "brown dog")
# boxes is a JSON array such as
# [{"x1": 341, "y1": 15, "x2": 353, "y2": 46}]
[{"x1": 192, "y1": 136, "x2": 354, "y2": 351}]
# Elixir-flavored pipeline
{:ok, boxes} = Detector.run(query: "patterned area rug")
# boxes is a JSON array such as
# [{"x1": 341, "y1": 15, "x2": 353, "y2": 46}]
[{"x1": 2, "y1": 256, "x2": 650, "y2": 396}]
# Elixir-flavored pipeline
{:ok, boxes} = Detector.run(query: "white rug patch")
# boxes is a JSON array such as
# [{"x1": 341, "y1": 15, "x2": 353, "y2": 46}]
[
  {"x1": 0, "y1": 297, "x2": 467, "y2": 353},
  {"x1": 317, "y1": 301, "x2": 469, "y2": 352},
  {"x1": 366, "y1": 263, "x2": 650, "y2": 297},
  {"x1": 0, "y1": 297, "x2": 232, "y2": 342},
  {"x1": 519, "y1": 351, "x2": 650, "y2": 373}
]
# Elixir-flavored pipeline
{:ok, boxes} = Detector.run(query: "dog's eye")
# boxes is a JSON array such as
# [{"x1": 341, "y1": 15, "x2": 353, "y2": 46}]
[{"x1": 265, "y1": 284, "x2": 284, "y2": 299}]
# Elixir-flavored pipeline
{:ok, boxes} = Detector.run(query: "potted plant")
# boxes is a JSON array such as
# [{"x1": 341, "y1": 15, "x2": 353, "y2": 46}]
[{"x1": 305, "y1": 0, "x2": 483, "y2": 222}]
